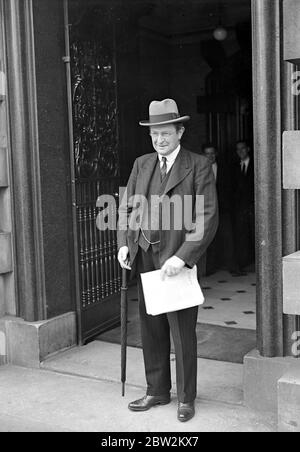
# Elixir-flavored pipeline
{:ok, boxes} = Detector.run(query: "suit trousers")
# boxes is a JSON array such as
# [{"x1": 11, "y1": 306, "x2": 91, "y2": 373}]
[{"x1": 137, "y1": 245, "x2": 199, "y2": 403}]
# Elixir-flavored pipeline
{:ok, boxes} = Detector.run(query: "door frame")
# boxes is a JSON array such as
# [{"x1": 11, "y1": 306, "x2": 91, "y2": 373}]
[
  {"x1": 251, "y1": 0, "x2": 299, "y2": 357},
  {"x1": 62, "y1": 0, "x2": 298, "y2": 354},
  {"x1": 63, "y1": 0, "x2": 82, "y2": 343}
]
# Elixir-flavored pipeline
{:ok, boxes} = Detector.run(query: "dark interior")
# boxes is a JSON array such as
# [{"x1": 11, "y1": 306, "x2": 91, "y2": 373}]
[{"x1": 69, "y1": 0, "x2": 252, "y2": 182}]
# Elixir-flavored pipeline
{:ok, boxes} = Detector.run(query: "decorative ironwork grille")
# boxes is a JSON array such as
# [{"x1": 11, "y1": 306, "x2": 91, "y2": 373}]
[
  {"x1": 76, "y1": 177, "x2": 120, "y2": 309},
  {"x1": 70, "y1": 8, "x2": 121, "y2": 314}
]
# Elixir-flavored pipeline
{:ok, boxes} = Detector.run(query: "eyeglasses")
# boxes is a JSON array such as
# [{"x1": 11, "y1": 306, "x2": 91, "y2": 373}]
[{"x1": 149, "y1": 131, "x2": 175, "y2": 139}]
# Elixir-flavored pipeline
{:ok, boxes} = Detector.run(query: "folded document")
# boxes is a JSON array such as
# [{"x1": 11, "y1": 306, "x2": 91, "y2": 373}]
[{"x1": 140, "y1": 266, "x2": 204, "y2": 316}]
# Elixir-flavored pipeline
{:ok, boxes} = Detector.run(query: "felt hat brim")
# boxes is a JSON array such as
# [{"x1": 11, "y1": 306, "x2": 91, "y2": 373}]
[{"x1": 139, "y1": 115, "x2": 190, "y2": 127}]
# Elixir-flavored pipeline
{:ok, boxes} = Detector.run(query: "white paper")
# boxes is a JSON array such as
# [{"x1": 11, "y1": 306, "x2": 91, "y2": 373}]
[
  {"x1": 141, "y1": 266, "x2": 204, "y2": 316},
  {"x1": 0, "y1": 72, "x2": 6, "y2": 96}
]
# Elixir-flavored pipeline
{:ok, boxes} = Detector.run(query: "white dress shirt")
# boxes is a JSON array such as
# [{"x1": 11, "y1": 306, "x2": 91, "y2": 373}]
[
  {"x1": 212, "y1": 162, "x2": 218, "y2": 181},
  {"x1": 158, "y1": 145, "x2": 181, "y2": 174},
  {"x1": 240, "y1": 157, "x2": 250, "y2": 175}
]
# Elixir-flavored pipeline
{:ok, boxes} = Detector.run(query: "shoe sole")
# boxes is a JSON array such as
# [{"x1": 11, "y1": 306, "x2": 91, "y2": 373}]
[{"x1": 128, "y1": 400, "x2": 171, "y2": 412}]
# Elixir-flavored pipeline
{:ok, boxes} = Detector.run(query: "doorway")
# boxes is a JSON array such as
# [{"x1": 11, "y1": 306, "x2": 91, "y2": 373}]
[{"x1": 67, "y1": 0, "x2": 256, "y2": 359}]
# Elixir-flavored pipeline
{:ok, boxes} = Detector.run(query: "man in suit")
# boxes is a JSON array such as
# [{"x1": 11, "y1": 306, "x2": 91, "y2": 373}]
[
  {"x1": 117, "y1": 99, "x2": 218, "y2": 423},
  {"x1": 203, "y1": 144, "x2": 235, "y2": 275},
  {"x1": 232, "y1": 140, "x2": 255, "y2": 273}
]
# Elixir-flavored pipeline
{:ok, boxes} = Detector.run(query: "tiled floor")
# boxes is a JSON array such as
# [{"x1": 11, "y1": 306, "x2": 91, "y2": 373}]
[
  {"x1": 126, "y1": 270, "x2": 256, "y2": 331},
  {"x1": 198, "y1": 270, "x2": 256, "y2": 331}
]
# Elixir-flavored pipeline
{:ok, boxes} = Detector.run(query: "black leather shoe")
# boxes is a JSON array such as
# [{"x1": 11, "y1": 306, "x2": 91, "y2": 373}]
[
  {"x1": 177, "y1": 402, "x2": 195, "y2": 422},
  {"x1": 128, "y1": 395, "x2": 171, "y2": 412}
]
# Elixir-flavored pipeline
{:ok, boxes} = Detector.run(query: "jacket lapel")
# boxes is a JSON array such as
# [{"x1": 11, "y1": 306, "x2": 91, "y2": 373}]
[
  {"x1": 163, "y1": 147, "x2": 192, "y2": 195},
  {"x1": 135, "y1": 147, "x2": 192, "y2": 197},
  {"x1": 135, "y1": 153, "x2": 158, "y2": 197}
]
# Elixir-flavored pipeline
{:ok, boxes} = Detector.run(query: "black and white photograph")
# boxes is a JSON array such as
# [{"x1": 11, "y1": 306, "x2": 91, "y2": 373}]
[{"x1": 0, "y1": 0, "x2": 299, "y2": 435}]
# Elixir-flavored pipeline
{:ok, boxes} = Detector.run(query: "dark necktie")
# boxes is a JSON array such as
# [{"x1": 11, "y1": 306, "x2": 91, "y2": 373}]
[{"x1": 161, "y1": 157, "x2": 167, "y2": 181}]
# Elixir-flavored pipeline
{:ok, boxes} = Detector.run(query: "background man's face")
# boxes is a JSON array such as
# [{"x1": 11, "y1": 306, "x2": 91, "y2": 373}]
[
  {"x1": 236, "y1": 142, "x2": 250, "y2": 161},
  {"x1": 204, "y1": 147, "x2": 217, "y2": 164},
  {"x1": 150, "y1": 124, "x2": 184, "y2": 156}
]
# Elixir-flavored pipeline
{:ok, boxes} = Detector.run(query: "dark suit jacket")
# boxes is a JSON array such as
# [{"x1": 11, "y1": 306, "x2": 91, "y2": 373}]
[
  {"x1": 214, "y1": 158, "x2": 233, "y2": 215},
  {"x1": 117, "y1": 147, "x2": 219, "y2": 275},
  {"x1": 232, "y1": 157, "x2": 255, "y2": 211}
]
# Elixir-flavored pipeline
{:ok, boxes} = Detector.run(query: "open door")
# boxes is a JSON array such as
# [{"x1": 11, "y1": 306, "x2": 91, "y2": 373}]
[{"x1": 64, "y1": 0, "x2": 121, "y2": 343}]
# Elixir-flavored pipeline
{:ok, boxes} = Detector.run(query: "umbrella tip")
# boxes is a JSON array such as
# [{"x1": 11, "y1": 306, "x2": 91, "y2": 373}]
[{"x1": 122, "y1": 383, "x2": 125, "y2": 397}]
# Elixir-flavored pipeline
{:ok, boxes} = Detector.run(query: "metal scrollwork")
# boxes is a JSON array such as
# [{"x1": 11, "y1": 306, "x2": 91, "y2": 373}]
[
  {"x1": 71, "y1": 26, "x2": 119, "y2": 179},
  {"x1": 69, "y1": 6, "x2": 121, "y2": 311}
]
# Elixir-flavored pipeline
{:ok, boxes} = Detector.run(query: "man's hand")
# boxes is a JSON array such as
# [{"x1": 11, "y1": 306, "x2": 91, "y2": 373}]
[
  {"x1": 118, "y1": 246, "x2": 131, "y2": 270},
  {"x1": 161, "y1": 256, "x2": 185, "y2": 280}
]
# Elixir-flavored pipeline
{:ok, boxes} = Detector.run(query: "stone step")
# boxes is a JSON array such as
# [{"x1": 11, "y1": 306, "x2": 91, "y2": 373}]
[
  {"x1": 0, "y1": 313, "x2": 76, "y2": 367},
  {"x1": 278, "y1": 367, "x2": 300, "y2": 432},
  {"x1": 42, "y1": 341, "x2": 244, "y2": 406}
]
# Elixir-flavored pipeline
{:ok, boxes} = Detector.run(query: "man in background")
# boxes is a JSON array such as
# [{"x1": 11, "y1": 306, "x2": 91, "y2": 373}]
[
  {"x1": 203, "y1": 144, "x2": 235, "y2": 276},
  {"x1": 232, "y1": 141, "x2": 255, "y2": 274}
]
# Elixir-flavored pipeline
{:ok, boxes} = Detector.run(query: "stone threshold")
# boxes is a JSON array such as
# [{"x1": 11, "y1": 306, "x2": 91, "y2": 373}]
[{"x1": 42, "y1": 341, "x2": 245, "y2": 407}]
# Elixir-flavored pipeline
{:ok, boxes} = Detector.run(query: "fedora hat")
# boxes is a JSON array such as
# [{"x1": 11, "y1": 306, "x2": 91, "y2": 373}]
[{"x1": 139, "y1": 99, "x2": 190, "y2": 127}]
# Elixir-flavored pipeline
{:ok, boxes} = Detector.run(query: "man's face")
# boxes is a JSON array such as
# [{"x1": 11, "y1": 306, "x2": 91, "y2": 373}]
[
  {"x1": 150, "y1": 124, "x2": 184, "y2": 156},
  {"x1": 236, "y1": 142, "x2": 250, "y2": 161},
  {"x1": 204, "y1": 147, "x2": 217, "y2": 164}
]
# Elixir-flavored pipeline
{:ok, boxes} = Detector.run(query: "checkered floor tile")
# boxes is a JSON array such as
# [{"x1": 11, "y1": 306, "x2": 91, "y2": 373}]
[{"x1": 198, "y1": 271, "x2": 256, "y2": 330}]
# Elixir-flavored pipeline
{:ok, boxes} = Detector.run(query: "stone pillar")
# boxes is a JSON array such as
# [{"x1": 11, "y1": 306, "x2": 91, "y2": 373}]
[
  {"x1": 0, "y1": 1, "x2": 16, "y2": 321},
  {"x1": 0, "y1": 0, "x2": 17, "y2": 365},
  {"x1": 0, "y1": 1, "x2": 77, "y2": 366},
  {"x1": 252, "y1": 0, "x2": 283, "y2": 357},
  {"x1": 3, "y1": 0, "x2": 75, "y2": 322},
  {"x1": 244, "y1": 0, "x2": 300, "y2": 414},
  {"x1": 282, "y1": 61, "x2": 299, "y2": 356},
  {"x1": 3, "y1": 0, "x2": 46, "y2": 321}
]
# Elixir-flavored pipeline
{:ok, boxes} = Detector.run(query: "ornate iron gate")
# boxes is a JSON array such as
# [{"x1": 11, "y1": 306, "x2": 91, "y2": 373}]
[{"x1": 65, "y1": 2, "x2": 121, "y2": 342}]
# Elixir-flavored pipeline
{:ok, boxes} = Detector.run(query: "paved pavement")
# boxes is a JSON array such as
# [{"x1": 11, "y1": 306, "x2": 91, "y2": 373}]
[{"x1": 0, "y1": 342, "x2": 277, "y2": 432}]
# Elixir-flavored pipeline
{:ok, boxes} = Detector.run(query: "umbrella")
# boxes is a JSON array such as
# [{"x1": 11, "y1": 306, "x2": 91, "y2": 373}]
[{"x1": 121, "y1": 267, "x2": 128, "y2": 396}]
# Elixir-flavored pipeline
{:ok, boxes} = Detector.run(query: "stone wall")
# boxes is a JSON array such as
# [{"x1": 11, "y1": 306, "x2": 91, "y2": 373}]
[
  {"x1": 0, "y1": 1, "x2": 17, "y2": 365},
  {"x1": 32, "y1": 0, "x2": 75, "y2": 318}
]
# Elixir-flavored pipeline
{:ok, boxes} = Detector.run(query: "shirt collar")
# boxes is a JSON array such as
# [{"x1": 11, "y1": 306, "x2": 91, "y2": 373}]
[
  {"x1": 241, "y1": 156, "x2": 250, "y2": 166},
  {"x1": 158, "y1": 145, "x2": 181, "y2": 163}
]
